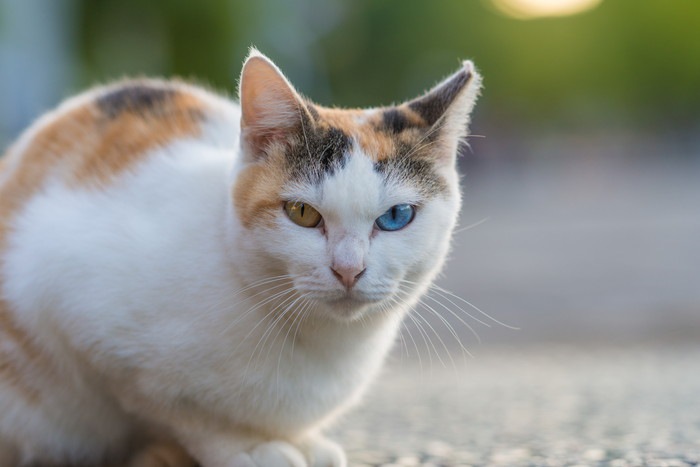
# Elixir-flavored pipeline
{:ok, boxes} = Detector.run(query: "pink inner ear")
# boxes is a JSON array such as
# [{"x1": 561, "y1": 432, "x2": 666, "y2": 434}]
[
  {"x1": 242, "y1": 125, "x2": 293, "y2": 155},
  {"x1": 239, "y1": 55, "x2": 306, "y2": 156}
]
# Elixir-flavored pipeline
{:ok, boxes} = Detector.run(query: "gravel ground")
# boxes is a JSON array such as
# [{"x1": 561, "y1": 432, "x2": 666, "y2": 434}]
[{"x1": 331, "y1": 345, "x2": 700, "y2": 467}]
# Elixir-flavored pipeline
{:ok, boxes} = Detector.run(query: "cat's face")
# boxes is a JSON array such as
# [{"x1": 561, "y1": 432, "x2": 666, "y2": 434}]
[{"x1": 233, "y1": 50, "x2": 481, "y2": 321}]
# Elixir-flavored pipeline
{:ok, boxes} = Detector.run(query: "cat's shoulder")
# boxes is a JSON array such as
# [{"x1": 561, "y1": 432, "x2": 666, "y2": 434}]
[{"x1": 0, "y1": 78, "x2": 239, "y2": 190}]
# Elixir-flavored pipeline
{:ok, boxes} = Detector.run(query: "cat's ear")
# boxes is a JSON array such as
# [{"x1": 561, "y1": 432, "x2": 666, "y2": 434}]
[
  {"x1": 238, "y1": 49, "x2": 310, "y2": 160},
  {"x1": 407, "y1": 61, "x2": 482, "y2": 162}
]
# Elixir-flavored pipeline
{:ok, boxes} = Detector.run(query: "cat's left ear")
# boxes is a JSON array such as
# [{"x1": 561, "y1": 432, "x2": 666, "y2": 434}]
[
  {"x1": 238, "y1": 48, "x2": 311, "y2": 161},
  {"x1": 406, "y1": 61, "x2": 482, "y2": 162}
]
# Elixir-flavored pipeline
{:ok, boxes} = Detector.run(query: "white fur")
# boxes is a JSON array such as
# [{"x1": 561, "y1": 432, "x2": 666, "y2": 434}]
[{"x1": 0, "y1": 58, "x2": 479, "y2": 467}]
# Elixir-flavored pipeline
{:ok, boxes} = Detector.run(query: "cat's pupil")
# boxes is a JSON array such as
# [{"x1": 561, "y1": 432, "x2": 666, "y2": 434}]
[
  {"x1": 301, "y1": 203, "x2": 305, "y2": 217},
  {"x1": 375, "y1": 204, "x2": 415, "y2": 231}
]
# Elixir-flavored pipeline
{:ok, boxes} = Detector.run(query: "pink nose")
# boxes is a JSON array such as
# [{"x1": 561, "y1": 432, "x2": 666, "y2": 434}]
[{"x1": 330, "y1": 265, "x2": 366, "y2": 289}]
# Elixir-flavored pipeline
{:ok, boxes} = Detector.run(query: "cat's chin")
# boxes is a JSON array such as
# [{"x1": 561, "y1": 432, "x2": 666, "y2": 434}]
[{"x1": 315, "y1": 294, "x2": 390, "y2": 323}]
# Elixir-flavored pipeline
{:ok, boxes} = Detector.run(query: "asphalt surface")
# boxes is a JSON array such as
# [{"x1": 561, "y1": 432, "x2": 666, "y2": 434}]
[{"x1": 331, "y1": 345, "x2": 700, "y2": 467}]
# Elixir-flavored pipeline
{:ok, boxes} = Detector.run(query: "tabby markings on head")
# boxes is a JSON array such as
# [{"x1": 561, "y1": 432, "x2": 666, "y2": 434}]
[
  {"x1": 284, "y1": 120, "x2": 351, "y2": 183},
  {"x1": 310, "y1": 105, "x2": 449, "y2": 198}
]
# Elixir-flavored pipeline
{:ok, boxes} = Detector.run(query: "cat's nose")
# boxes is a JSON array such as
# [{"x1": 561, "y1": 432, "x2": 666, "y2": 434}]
[{"x1": 330, "y1": 265, "x2": 366, "y2": 289}]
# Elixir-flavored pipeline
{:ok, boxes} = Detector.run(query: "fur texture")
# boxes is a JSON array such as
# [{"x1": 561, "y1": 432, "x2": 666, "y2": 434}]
[{"x1": 0, "y1": 49, "x2": 481, "y2": 466}]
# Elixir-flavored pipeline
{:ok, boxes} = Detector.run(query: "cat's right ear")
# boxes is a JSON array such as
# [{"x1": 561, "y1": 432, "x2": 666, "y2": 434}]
[{"x1": 239, "y1": 49, "x2": 309, "y2": 161}]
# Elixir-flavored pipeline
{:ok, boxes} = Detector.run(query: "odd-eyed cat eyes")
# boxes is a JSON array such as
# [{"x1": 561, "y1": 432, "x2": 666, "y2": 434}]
[{"x1": 284, "y1": 201, "x2": 415, "y2": 231}]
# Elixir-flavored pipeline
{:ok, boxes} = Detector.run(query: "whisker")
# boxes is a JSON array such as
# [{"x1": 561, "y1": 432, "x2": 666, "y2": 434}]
[
  {"x1": 221, "y1": 285, "x2": 295, "y2": 336},
  {"x1": 402, "y1": 301, "x2": 435, "y2": 370},
  {"x1": 417, "y1": 288, "x2": 485, "y2": 340},
  {"x1": 398, "y1": 281, "x2": 485, "y2": 341},
  {"x1": 289, "y1": 299, "x2": 313, "y2": 362},
  {"x1": 429, "y1": 284, "x2": 519, "y2": 330},
  {"x1": 394, "y1": 283, "x2": 478, "y2": 368},
  {"x1": 276, "y1": 297, "x2": 311, "y2": 399},
  {"x1": 248, "y1": 293, "x2": 302, "y2": 371},
  {"x1": 401, "y1": 279, "x2": 516, "y2": 329},
  {"x1": 387, "y1": 295, "x2": 424, "y2": 371},
  {"x1": 232, "y1": 288, "x2": 296, "y2": 358},
  {"x1": 415, "y1": 296, "x2": 474, "y2": 361},
  {"x1": 229, "y1": 274, "x2": 295, "y2": 298},
  {"x1": 379, "y1": 299, "x2": 409, "y2": 362},
  {"x1": 408, "y1": 300, "x2": 453, "y2": 369},
  {"x1": 264, "y1": 295, "x2": 306, "y2": 359},
  {"x1": 453, "y1": 217, "x2": 490, "y2": 235}
]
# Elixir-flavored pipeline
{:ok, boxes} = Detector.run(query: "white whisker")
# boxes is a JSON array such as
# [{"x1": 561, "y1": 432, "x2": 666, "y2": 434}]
[
  {"x1": 429, "y1": 284, "x2": 519, "y2": 330},
  {"x1": 409, "y1": 301, "x2": 453, "y2": 369},
  {"x1": 453, "y1": 216, "x2": 490, "y2": 234}
]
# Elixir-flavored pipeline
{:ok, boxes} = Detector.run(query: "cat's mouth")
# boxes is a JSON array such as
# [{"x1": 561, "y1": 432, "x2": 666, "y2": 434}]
[
  {"x1": 316, "y1": 291, "x2": 388, "y2": 320},
  {"x1": 327, "y1": 294, "x2": 381, "y2": 305}
]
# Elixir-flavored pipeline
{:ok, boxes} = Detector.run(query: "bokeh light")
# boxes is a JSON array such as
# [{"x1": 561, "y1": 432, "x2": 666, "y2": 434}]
[{"x1": 491, "y1": 0, "x2": 603, "y2": 19}]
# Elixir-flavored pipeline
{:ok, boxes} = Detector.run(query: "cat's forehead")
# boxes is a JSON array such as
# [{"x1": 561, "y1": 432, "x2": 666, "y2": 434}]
[
  {"x1": 284, "y1": 103, "x2": 448, "y2": 199},
  {"x1": 308, "y1": 104, "x2": 430, "y2": 162},
  {"x1": 284, "y1": 149, "x2": 419, "y2": 221}
]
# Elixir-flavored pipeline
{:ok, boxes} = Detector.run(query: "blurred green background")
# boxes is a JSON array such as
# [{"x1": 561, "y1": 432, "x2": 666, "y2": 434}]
[
  {"x1": 2, "y1": 0, "x2": 700, "y2": 140},
  {"x1": 1, "y1": 0, "x2": 699, "y2": 347}
]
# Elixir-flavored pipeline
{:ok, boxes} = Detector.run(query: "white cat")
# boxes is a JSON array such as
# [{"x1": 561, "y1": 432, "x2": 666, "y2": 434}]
[{"x1": 0, "y1": 49, "x2": 481, "y2": 466}]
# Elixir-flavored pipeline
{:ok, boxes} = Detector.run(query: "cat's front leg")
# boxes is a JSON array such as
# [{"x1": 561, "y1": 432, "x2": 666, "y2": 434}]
[
  {"x1": 299, "y1": 434, "x2": 346, "y2": 467},
  {"x1": 229, "y1": 437, "x2": 345, "y2": 467},
  {"x1": 178, "y1": 430, "x2": 345, "y2": 467},
  {"x1": 228, "y1": 441, "x2": 306, "y2": 467}
]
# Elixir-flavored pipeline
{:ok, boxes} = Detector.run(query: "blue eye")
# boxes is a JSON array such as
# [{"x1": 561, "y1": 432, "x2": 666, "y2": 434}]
[{"x1": 375, "y1": 204, "x2": 415, "y2": 231}]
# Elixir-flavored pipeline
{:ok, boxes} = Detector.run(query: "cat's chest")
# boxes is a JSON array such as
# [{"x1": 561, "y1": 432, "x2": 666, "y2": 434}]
[{"x1": 231, "y1": 325, "x2": 396, "y2": 432}]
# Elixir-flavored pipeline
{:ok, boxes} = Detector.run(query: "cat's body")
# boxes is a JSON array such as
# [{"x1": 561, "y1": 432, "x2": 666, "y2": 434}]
[{"x1": 0, "y1": 51, "x2": 480, "y2": 467}]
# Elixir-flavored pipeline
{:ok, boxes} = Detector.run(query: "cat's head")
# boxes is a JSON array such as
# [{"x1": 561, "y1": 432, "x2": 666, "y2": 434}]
[{"x1": 233, "y1": 49, "x2": 481, "y2": 322}]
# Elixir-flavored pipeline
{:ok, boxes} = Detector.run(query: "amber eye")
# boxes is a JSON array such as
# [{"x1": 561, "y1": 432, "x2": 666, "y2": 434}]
[{"x1": 284, "y1": 201, "x2": 322, "y2": 228}]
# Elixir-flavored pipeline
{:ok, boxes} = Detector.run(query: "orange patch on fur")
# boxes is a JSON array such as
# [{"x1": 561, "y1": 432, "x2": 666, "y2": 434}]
[
  {"x1": 313, "y1": 105, "x2": 427, "y2": 162},
  {"x1": 0, "y1": 327, "x2": 41, "y2": 404},
  {"x1": 233, "y1": 147, "x2": 287, "y2": 229},
  {"x1": 314, "y1": 107, "x2": 394, "y2": 161},
  {"x1": 0, "y1": 82, "x2": 206, "y2": 404},
  {"x1": 74, "y1": 91, "x2": 204, "y2": 186}
]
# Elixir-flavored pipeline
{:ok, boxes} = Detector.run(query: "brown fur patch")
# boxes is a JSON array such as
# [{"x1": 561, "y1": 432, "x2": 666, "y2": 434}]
[
  {"x1": 312, "y1": 105, "x2": 428, "y2": 162},
  {"x1": 0, "y1": 123, "x2": 75, "y2": 404},
  {"x1": 75, "y1": 88, "x2": 204, "y2": 186},
  {"x1": 0, "y1": 81, "x2": 207, "y2": 405},
  {"x1": 233, "y1": 147, "x2": 287, "y2": 229}
]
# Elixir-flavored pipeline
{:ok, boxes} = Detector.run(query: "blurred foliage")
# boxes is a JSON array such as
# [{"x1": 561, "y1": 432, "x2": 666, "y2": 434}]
[{"x1": 22, "y1": 0, "x2": 700, "y2": 129}]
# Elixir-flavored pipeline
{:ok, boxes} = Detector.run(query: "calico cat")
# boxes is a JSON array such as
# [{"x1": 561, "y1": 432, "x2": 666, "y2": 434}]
[{"x1": 0, "y1": 49, "x2": 481, "y2": 466}]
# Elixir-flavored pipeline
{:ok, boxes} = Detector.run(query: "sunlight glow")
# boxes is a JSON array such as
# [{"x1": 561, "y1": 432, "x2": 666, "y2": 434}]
[{"x1": 491, "y1": 0, "x2": 603, "y2": 19}]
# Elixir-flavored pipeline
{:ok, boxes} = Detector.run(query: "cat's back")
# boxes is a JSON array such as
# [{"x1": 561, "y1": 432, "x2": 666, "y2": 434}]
[
  {"x1": 0, "y1": 80, "x2": 243, "y2": 464},
  {"x1": 0, "y1": 78, "x2": 239, "y2": 211},
  {"x1": 0, "y1": 78, "x2": 241, "y2": 275},
  {"x1": 0, "y1": 78, "x2": 241, "y2": 344}
]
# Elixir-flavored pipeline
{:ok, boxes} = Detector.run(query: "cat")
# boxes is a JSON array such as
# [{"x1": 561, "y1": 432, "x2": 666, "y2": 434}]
[{"x1": 0, "y1": 48, "x2": 481, "y2": 467}]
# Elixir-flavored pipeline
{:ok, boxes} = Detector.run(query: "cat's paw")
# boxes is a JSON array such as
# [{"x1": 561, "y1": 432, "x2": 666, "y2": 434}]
[
  {"x1": 302, "y1": 436, "x2": 346, "y2": 467},
  {"x1": 226, "y1": 438, "x2": 345, "y2": 467},
  {"x1": 230, "y1": 441, "x2": 307, "y2": 467}
]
